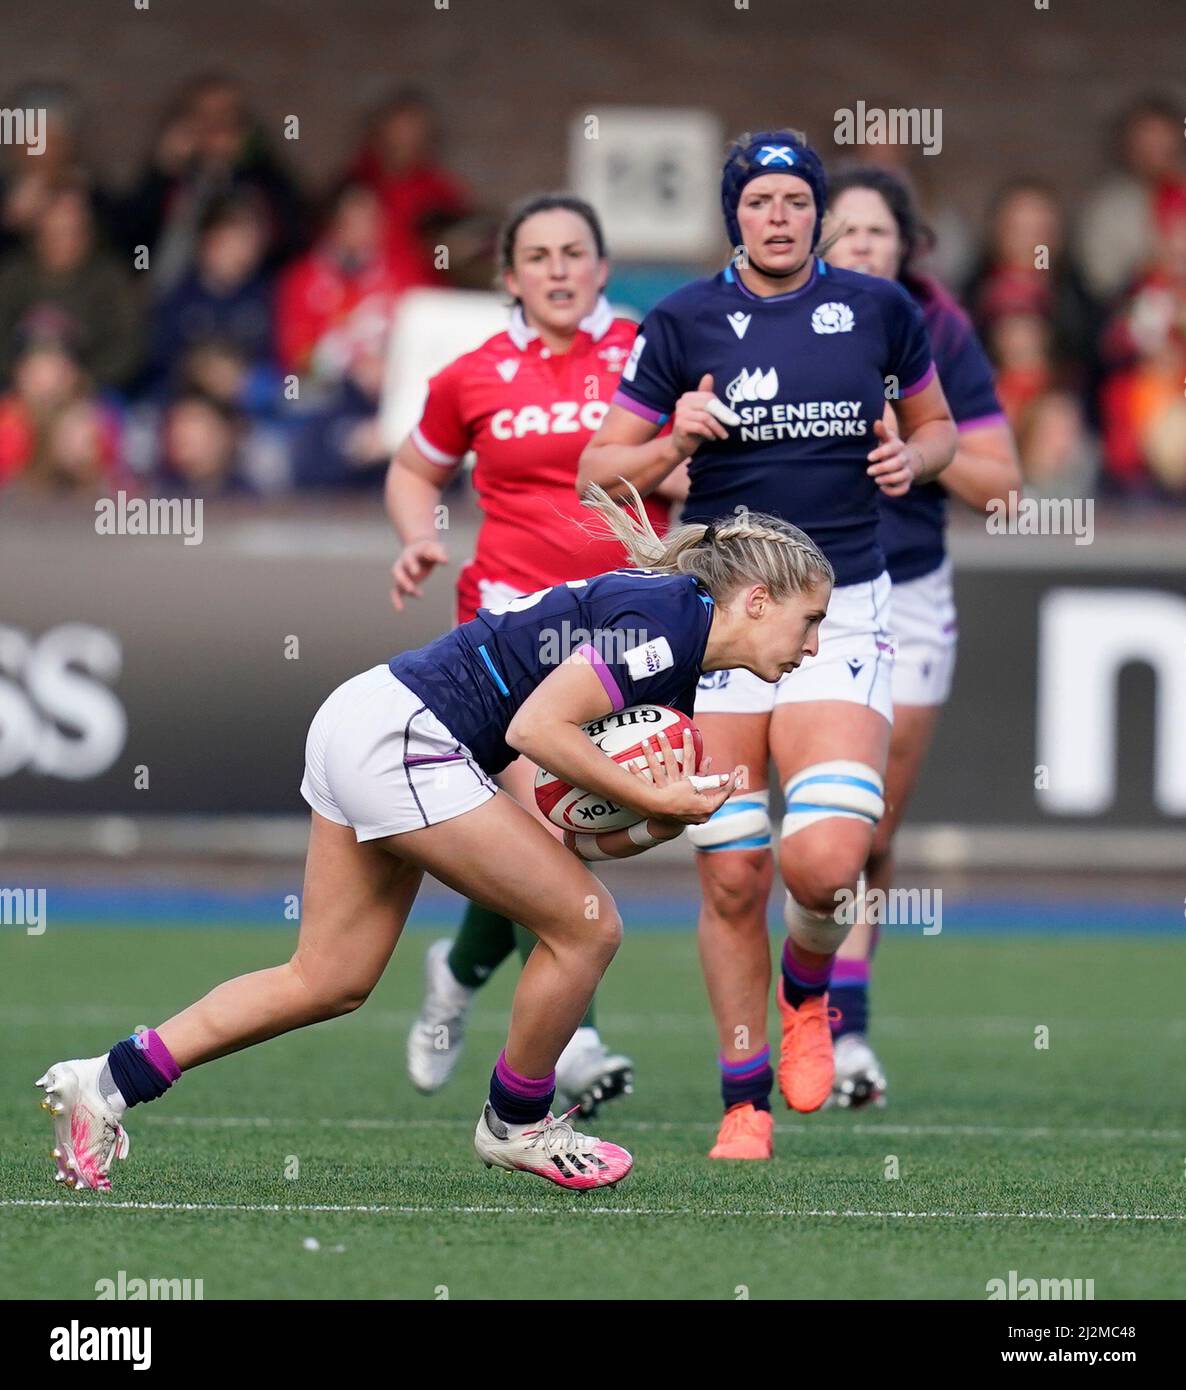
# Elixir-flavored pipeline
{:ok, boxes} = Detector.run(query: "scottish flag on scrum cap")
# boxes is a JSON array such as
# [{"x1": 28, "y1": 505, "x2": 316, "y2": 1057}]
[
  {"x1": 720, "y1": 130, "x2": 827, "y2": 250},
  {"x1": 756, "y1": 144, "x2": 798, "y2": 166}
]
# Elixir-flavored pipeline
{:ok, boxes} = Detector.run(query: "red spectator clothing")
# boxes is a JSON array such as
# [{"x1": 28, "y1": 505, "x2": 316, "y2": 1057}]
[
  {"x1": 1153, "y1": 178, "x2": 1186, "y2": 233},
  {"x1": 275, "y1": 249, "x2": 408, "y2": 377},
  {"x1": 973, "y1": 268, "x2": 1054, "y2": 324},
  {"x1": 1101, "y1": 365, "x2": 1186, "y2": 491},
  {"x1": 995, "y1": 363, "x2": 1052, "y2": 429},
  {"x1": 0, "y1": 395, "x2": 122, "y2": 489},
  {"x1": 1100, "y1": 267, "x2": 1186, "y2": 491},
  {"x1": 1099, "y1": 264, "x2": 1186, "y2": 490},
  {"x1": 411, "y1": 297, "x2": 671, "y2": 623},
  {"x1": 0, "y1": 397, "x2": 29, "y2": 484},
  {"x1": 1100, "y1": 368, "x2": 1150, "y2": 485},
  {"x1": 351, "y1": 153, "x2": 471, "y2": 287},
  {"x1": 1102, "y1": 269, "x2": 1186, "y2": 365}
]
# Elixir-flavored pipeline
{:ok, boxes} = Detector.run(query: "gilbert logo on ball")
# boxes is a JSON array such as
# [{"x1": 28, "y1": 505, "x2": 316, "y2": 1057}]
[{"x1": 534, "y1": 704, "x2": 703, "y2": 833}]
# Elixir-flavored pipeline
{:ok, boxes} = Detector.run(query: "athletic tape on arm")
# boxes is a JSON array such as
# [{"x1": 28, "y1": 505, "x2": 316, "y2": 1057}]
[{"x1": 570, "y1": 833, "x2": 615, "y2": 862}]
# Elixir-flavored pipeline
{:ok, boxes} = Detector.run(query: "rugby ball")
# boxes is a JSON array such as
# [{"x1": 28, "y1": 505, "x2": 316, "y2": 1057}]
[{"x1": 534, "y1": 704, "x2": 703, "y2": 833}]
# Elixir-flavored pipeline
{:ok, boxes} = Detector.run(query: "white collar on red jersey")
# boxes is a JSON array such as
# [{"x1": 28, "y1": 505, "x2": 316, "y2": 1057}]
[{"x1": 507, "y1": 295, "x2": 614, "y2": 351}]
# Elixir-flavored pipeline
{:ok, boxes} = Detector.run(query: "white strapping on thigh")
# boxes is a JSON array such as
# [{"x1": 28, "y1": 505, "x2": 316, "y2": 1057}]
[
  {"x1": 687, "y1": 791, "x2": 772, "y2": 852},
  {"x1": 780, "y1": 760, "x2": 885, "y2": 839}
]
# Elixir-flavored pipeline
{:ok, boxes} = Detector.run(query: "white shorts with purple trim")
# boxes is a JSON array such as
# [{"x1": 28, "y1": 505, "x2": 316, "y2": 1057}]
[
  {"x1": 694, "y1": 571, "x2": 896, "y2": 724},
  {"x1": 300, "y1": 665, "x2": 496, "y2": 841},
  {"x1": 889, "y1": 557, "x2": 958, "y2": 707}
]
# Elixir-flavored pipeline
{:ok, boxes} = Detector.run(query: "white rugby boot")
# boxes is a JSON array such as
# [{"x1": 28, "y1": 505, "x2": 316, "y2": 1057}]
[
  {"x1": 554, "y1": 1027, "x2": 634, "y2": 1118},
  {"x1": 830, "y1": 1032, "x2": 887, "y2": 1110},
  {"x1": 35, "y1": 1056, "x2": 130, "y2": 1192},
  {"x1": 474, "y1": 1102, "x2": 633, "y2": 1190},
  {"x1": 406, "y1": 939, "x2": 475, "y2": 1094}
]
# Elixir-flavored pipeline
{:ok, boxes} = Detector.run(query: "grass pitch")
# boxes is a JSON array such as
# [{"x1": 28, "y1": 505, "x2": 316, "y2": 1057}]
[{"x1": 2, "y1": 918, "x2": 1184, "y2": 1300}]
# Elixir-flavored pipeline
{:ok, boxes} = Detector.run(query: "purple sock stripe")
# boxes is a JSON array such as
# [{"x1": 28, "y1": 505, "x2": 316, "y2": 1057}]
[
  {"x1": 134, "y1": 1028, "x2": 181, "y2": 1083},
  {"x1": 575, "y1": 644, "x2": 624, "y2": 712},
  {"x1": 831, "y1": 958, "x2": 870, "y2": 987},
  {"x1": 781, "y1": 940, "x2": 833, "y2": 988},
  {"x1": 720, "y1": 1048, "x2": 771, "y2": 1078},
  {"x1": 495, "y1": 1051, "x2": 556, "y2": 1099}
]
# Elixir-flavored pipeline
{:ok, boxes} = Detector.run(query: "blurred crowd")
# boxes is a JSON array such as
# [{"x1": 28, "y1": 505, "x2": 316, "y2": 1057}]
[
  {"x1": 1, "y1": 78, "x2": 1184, "y2": 506},
  {"x1": 955, "y1": 95, "x2": 1186, "y2": 505},
  {"x1": 0, "y1": 77, "x2": 490, "y2": 498}
]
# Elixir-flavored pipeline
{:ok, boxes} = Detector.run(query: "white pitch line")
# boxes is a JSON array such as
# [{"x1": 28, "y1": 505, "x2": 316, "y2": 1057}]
[
  {"x1": 138, "y1": 1114, "x2": 1186, "y2": 1142},
  {"x1": 2, "y1": 1198, "x2": 1184, "y2": 1223}
]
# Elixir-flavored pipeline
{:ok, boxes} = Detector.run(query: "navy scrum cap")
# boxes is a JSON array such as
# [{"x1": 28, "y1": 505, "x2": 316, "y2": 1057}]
[{"x1": 721, "y1": 130, "x2": 828, "y2": 253}]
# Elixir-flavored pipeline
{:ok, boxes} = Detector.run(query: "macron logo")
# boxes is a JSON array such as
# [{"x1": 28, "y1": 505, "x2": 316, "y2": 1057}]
[
  {"x1": 495, "y1": 359, "x2": 519, "y2": 383},
  {"x1": 726, "y1": 311, "x2": 751, "y2": 340}
]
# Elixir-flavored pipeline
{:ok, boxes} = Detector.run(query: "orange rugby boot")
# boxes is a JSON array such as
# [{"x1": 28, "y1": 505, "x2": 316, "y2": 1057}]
[
  {"x1": 777, "y1": 983, "x2": 838, "y2": 1113},
  {"x1": 708, "y1": 1102, "x2": 774, "y2": 1160}
]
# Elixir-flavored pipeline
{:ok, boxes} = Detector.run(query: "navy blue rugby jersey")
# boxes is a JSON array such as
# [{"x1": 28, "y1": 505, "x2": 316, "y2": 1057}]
[
  {"x1": 613, "y1": 258, "x2": 934, "y2": 586},
  {"x1": 880, "y1": 277, "x2": 1006, "y2": 583},
  {"x1": 388, "y1": 570, "x2": 715, "y2": 774}
]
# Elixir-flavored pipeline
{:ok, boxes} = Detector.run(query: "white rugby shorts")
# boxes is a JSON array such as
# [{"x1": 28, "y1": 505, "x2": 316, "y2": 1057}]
[
  {"x1": 694, "y1": 571, "x2": 897, "y2": 723},
  {"x1": 889, "y1": 557, "x2": 958, "y2": 707},
  {"x1": 300, "y1": 665, "x2": 496, "y2": 841}
]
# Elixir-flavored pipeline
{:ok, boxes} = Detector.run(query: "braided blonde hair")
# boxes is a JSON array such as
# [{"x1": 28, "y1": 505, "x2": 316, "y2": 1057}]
[{"x1": 581, "y1": 480, "x2": 834, "y2": 600}]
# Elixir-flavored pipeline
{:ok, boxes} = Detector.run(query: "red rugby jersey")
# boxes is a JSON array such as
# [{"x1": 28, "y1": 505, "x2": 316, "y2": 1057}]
[{"x1": 411, "y1": 297, "x2": 671, "y2": 622}]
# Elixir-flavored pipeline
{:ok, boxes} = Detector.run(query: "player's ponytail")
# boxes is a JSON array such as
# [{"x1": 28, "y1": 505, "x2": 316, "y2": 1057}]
[{"x1": 581, "y1": 481, "x2": 834, "y2": 600}]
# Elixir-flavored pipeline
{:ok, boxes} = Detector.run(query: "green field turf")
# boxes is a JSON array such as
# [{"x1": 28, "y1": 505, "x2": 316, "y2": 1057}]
[{"x1": 2, "y1": 923, "x2": 1184, "y2": 1300}]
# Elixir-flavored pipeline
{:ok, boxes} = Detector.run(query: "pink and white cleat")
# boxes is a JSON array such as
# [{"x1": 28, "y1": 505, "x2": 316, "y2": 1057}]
[
  {"x1": 35, "y1": 1057, "x2": 130, "y2": 1192},
  {"x1": 474, "y1": 1103, "x2": 633, "y2": 1190}
]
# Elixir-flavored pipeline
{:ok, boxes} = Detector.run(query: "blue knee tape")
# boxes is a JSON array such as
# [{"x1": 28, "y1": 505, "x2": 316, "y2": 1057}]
[{"x1": 687, "y1": 795, "x2": 772, "y2": 852}]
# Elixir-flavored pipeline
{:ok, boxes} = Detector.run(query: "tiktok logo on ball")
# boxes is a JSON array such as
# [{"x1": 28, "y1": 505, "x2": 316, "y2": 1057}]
[
  {"x1": 0, "y1": 624, "x2": 127, "y2": 780},
  {"x1": 575, "y1": 799, "x2": 624, "y2": 824}
]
